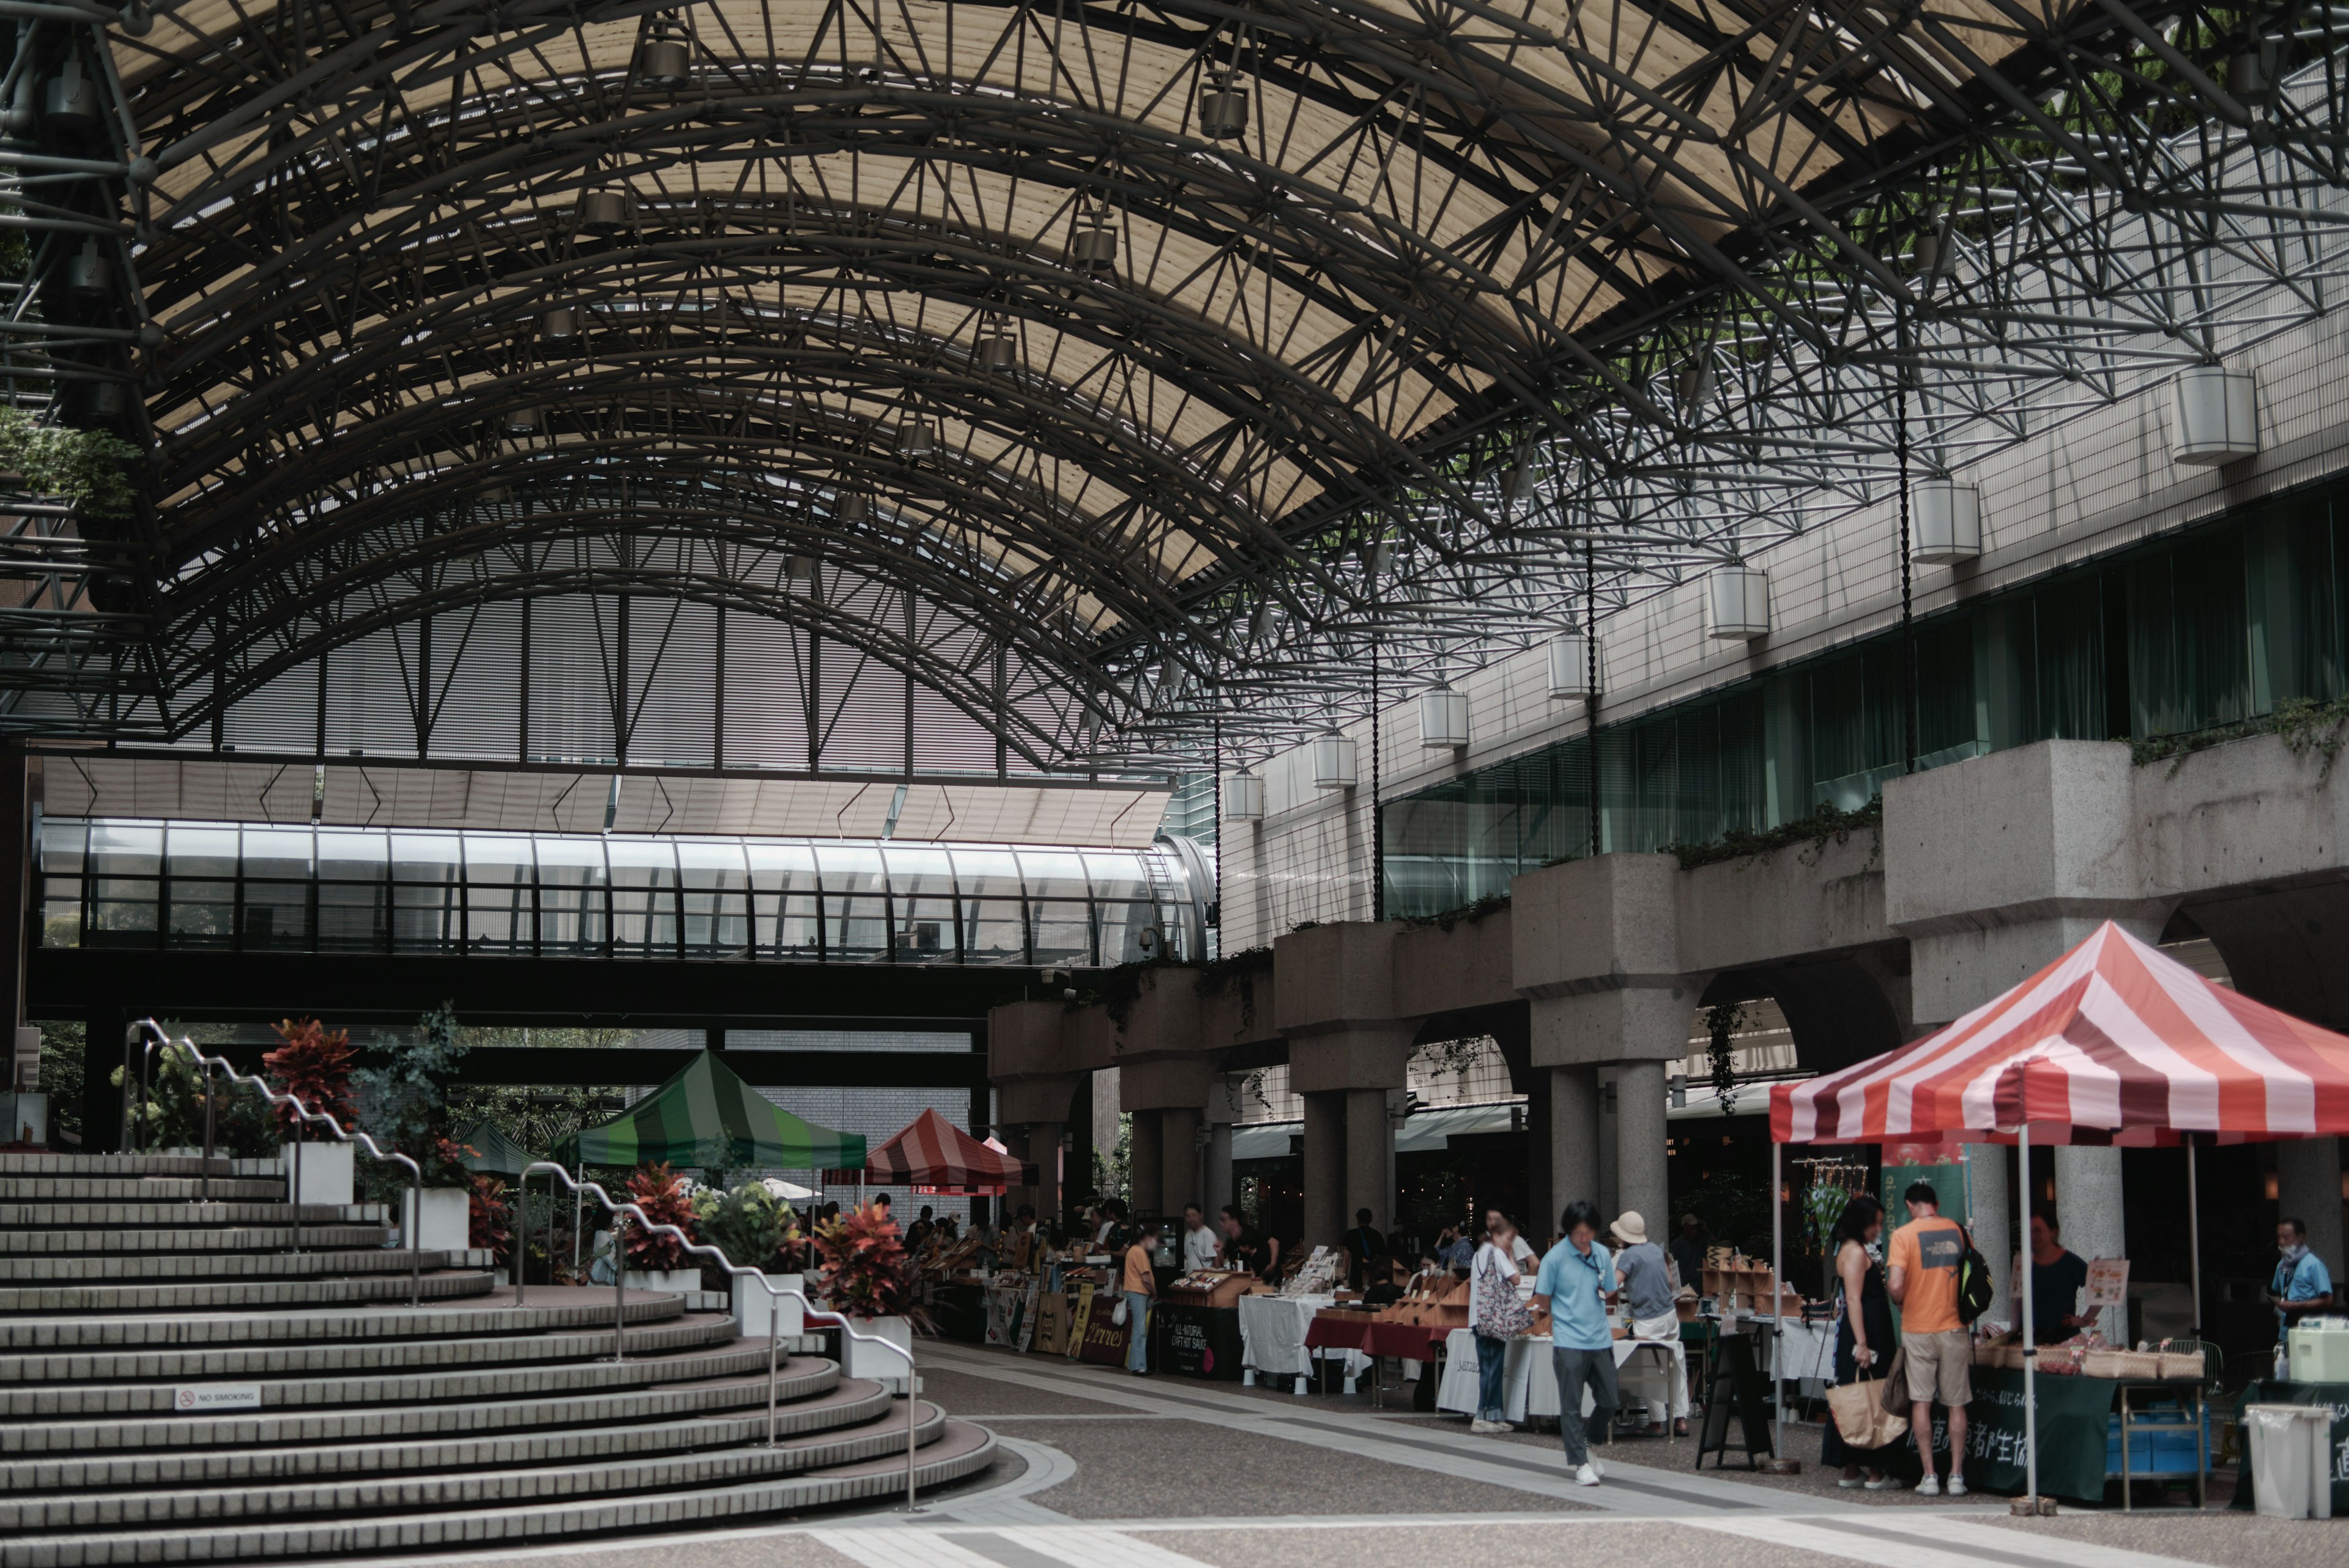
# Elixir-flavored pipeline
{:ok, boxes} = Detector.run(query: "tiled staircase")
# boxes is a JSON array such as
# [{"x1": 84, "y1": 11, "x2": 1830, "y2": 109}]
[{"x1": 0, "y1": 1152, "x2": 994, "y2": 1566}]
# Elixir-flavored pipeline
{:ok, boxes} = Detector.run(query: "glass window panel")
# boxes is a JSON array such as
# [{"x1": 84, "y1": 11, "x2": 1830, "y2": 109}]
[
  {"x1": 392, "y1": 884, "x2": 462, "y2": 951},
  {"x1": 881, "y1": 846, "x2": 956, "y2": 897},
  {"x1": 815, "y1": 844, "x2": 885, "y2": 894},
  {"x1": 39, "y1": 874, "x2": 81, "y2": 946},
  {"x1": 87, "y1": 822, "x2": 161, "y2": 878},
  {"x1": 679, "y1": 843, "x2": 748, "y2": 956},
  {"x1": 1095, "y1": 896, "x2": 1162, "y2": 965},
  {"x1": 392, "y1": 833, "x2": 462, "y2": 884},
  {"x1": 39, "y1": 818, "x2": 86, "y2": 875},
  {"x1": 462, "y1": 832, "x2": 535, "y2": 885},
  {"x1": 1016, "y1": 851, "x2": 1088, "y2": 902},
  {"x1": 759, "y1": 890, "x2": 822, "y2": 959},
  {"x1": 823, "y1": 894, "x2": 889, "y2": 960},
  {"x1": 533, "y1": 838, "x2": 607, "y2": 954},
  {"x1": 166, "y1": 827, "x2": 239, "y2": 879},
  {"x1": 317, "y1": 882, "x2": 388, "y2": 953},
  {"x1": 167, "y1": 880, "x2": 236, "y2": 948},
  {"x1": 86, "y1": 894, "x2": 158, "y2": 947},
  {"x1": 677, "y1": 841, "x2": 749, "y2": 888},
  {"x1": 744, "y1": 841, "x2": 816, "y2": 890},
  {"x1": 1028, "y1": 899, "x2": 1092, "y2": 966},
  {"x1": 893, "y1": 887, "x2": 957, "y2": 962},
  {"x1": 242, "y1": 827, "x2": 313, "y2": 880},
  {"x1": 466, "y1": 882, "x2": 530, "y2": 954},
  {"x1": 1080, "y1": 851, "x2": 1151, "y2": 903},
  {"x1": 606, "y1": 839, "x2": 679, "y2": 887},
  {"x1": 948, "y1": 849, "x2": 1022, "y2": 897},
  {"x1": 959, "y1": 899, "x2": 1027, "y2": 964},
  {"x1": 316, "y1": 830, "x2": 388, "y2": 882},
  {"x1": 534, "y1": 836, "x2": 609, "y2": 884},
  {"x1": 241, "y1": 883, "x2": 311, "y2": 950}
]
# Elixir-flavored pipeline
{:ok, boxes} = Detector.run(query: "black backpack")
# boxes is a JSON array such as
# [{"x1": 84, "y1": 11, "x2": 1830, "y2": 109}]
[{"x1": 1957, "y1": 1228, "x2": 1996, "y2": 1325}]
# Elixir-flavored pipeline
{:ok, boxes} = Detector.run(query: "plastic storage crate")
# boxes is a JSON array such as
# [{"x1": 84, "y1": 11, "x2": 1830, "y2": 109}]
[{"x1": 2106, "y1": 1404, "x2": 2212, "y2": 1476}]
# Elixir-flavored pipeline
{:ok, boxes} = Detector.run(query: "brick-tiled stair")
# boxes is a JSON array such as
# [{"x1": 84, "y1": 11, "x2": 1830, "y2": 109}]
[{"x1": 0, "y1": 1153, "x2": 994, "y2": 1565}]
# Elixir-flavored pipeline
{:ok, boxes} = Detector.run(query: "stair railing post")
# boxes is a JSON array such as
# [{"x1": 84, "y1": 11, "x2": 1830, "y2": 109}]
[
  {"x1": 409, "y1": 1157, "x2": 423, "y2": 1309},
  {"x1": 766, "y1": 1281, "x2": 781, "y2": 1447},
  {"x1": 199, "y1": 1048, "x2": 214, "y2": 1203},
  {"x1": 905, "y1": 1342, "x2": 918, "y2": 1513},
  {"x1": 513, "y1": 1171, "x2": 530, "y2": 1309},
  {"x1": 612, "y1": 1202, "x2": 627, "y2": 1363},
  {"x1": 117, "y1": 1024, "x2": 135, "y2": 1151},
  {"x1": 289, "y1": 1130, "x2": 303, "y2": 1255}
]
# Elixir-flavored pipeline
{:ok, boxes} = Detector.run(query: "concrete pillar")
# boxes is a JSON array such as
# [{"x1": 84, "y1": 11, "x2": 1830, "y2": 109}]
[
  {"x1": 1548, "y1": 1065, "x2": 1598, "y2": 1230},
  {"x1": 1091, "y1": 1068, "x2": 1121, "y2": 1200},
  {"x1": 1029, "y1": 1121, "x2": 1064, "y2": 1225},
  {"x1": 1614, "y1": 1058, "x2": 1668, "y2": 1238},
  {"x1": 1161, "y1": 1105, "x2": 1202, "y2": 1216},
  {"x1": 2055, "y1": 1145, "x2": 2127, "y2": 1340},
  {"x1": 83, "y1": 1008, "x2": 122, "y2": 1153},
  {"x1": 1523, "y1": 1069, "x2": 1553, "y2": 1247},
  {"x1": 1204, "y1": 1074, "x2": 1242, "y2": 1223},
  {"x1": 1597, "y1": 1067, "x2": 1620, "y2": 1224},
  {"x1": 1128, "y1": 1108, "x2": 1164, "y2": 1216},
  {"x1": 1301, "y1": 1090, "x2": 1345, "y2": 1254},
  {"x1": 2279, "y1": 1137, "x2": 2347, "y2": 1287},
  {"x1": 1345, "y1": 1086, "x2": 1390, "y2": 1235},
  {"x1": 1970, "y1": 1143, "x2": 2013, "y2": 1329}
]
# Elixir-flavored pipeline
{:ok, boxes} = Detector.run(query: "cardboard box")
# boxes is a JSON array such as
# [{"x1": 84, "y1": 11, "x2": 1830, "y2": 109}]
[{"x1": 1032, "y1": 1291, "x2": 1073, "y2": 1356}]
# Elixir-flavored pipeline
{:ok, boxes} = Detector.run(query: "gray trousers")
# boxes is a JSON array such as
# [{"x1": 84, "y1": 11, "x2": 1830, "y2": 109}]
[{"x1": 1551, "y1": 1345, "x2": 1619, "y2": 1467}]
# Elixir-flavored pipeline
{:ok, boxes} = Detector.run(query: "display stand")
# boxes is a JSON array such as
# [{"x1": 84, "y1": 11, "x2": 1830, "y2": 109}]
[{"x1": 1694, "y1": 1329, "x2": 1776, "y2": 1470}]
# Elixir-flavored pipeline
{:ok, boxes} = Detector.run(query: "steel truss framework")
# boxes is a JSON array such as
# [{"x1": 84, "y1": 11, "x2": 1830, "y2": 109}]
[{"x1": 0, "y1": 0, "x2": 2345, "y2": 775}]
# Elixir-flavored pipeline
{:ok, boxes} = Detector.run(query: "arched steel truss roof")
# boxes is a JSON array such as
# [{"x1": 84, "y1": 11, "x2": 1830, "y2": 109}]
[{"x1": 1, "y1": 0, "x2": 2346, "y2": 775}]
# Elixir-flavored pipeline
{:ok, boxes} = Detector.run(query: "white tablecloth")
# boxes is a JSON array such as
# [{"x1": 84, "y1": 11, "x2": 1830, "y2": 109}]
[
  {"x1": 1753, "y1": 1316, "x2": 1836, "y2": 1384},
  {"x1": 1237, "y1": 1293, "x2": 1333, "y2": 1377},
  {"x1": 1434, "y1": 1329, "x2": 1685, "y2": 1422}
]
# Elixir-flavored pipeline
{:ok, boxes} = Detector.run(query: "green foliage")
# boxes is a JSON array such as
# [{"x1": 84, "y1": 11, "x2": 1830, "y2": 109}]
[
  {"x1": 696, "y1": 1181, "x2": 803, "y2": 1274},
  {"x1": 0, "y1": 406, "x2": 141, "y2": 516},
  {"x1": 1195, "y1": 945, "x2": 1274, "y2": 1033},
  {"x1": 2130, "y1": 693, "x2": 2349, "y2": 777},
  {"x1": 110, "y1": 1039, "x2": 273, "y2": 1156},
  {"x1": 356, "y1": 1003, "x2": 470, "y2": 1164},
  {"x1": 35, "y1": 1022, "x2": 82, "y2": 1148},
  {"x1": 619, "y1": 1162, "x2": 697, "y2": 1271},
  {"x1": 1397, "y1": 892, "x2": 1510, "y2": 932},
  {"x1": 1702, "y1": 1001, "x2": 1746, "y2": 1116},
  {"x1": 1663, "y1": 796, "x2": 1882, "y2": 871}
]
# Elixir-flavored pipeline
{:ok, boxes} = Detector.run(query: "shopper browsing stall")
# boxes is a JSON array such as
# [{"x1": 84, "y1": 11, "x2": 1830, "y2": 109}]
[
  {"x1": 1468, "y1": 1213, "x2": 1531, "y2": 1434},
  {"x1": 1609, "y1": 1211, "x2": 1688, "y2": 1435},
  {"x1": 1122, "y1": 1219, "x2": 1162, "y2": 1375},
  {"x1": 2009, "y1": 1206, "x2": 2091, "y2": 1347},
  {"x1": 1532, "y1": 1200, "x2": 1619, "y2": 1487},
  {"x1": 1182, "y1": 1204, "x2": 1222, "y2": 1270},
  {"x1": 1820, "y1": 1194, "x2": 1898, "y2": 1490},
  {"x1": 1885, "y1": 1181, "x2": 1969, "y2": 1496}
]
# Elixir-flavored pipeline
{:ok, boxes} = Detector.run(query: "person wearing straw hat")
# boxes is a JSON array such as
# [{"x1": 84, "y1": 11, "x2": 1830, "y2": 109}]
[{"x1": 1611, "y1": 1211, "x2": 1688, "y2": 1435}]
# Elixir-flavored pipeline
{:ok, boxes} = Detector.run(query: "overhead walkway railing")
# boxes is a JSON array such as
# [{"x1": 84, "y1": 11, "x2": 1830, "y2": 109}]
[{"x1": 40, "y1": 819, "x2": 1210, "y2": 967}]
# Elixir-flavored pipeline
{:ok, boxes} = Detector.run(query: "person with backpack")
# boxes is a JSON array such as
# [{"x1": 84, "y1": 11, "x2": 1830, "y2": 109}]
[{"x1": 1885, "y1": 1179, "x2": 1974, "y2": 1495}]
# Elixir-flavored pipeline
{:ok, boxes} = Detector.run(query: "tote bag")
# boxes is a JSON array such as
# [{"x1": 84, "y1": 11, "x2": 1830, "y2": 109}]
[
  {"x1": 1473, "y1": 1250, "x2": 1532, "y2": 1339},
  {"x1": 1828, "y1": 1367, "x2": 1910, "y2": 1451}
]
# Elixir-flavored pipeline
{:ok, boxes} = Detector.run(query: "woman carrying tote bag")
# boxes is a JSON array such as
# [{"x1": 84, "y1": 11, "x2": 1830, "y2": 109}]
[{"x1": 1820, "y1": 1194, "x2": 1906, "y2": 1485}]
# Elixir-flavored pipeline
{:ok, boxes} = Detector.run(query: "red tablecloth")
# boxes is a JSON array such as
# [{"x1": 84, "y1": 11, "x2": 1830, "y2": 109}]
[{"x1": 1304, "y1": 1314, "x2": 1451, "y2": 1361}]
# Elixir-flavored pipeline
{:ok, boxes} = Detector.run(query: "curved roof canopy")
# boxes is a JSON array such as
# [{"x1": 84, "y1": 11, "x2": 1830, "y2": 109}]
[{"x1": 0, "y1": 0, "x2": 2340, "y2": 770}]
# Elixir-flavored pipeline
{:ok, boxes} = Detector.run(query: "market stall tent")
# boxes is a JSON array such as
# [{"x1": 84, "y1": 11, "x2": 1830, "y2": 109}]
[
  {"x1": 1768, "y1": 921, "x2": 2349, "y2": 1506},
  {"x1": 829, "y1": 1108, "x2": 1034, "y2": 1195},
  {"x1": 555, "y1": 1050, "x2": 866, "y2": 1175},
  {"x1": 453, "y1": 1119, "x2": 531, "y2": 1176}
]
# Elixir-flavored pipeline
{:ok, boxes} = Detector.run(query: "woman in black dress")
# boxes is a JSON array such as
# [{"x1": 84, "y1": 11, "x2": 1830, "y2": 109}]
[{"x1": 1820, "y1": 1194, "x2": 1898, "y2": 1488}]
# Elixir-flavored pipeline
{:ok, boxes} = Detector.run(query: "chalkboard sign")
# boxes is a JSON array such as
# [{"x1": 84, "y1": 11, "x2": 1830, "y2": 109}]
[{"x1": 1694, "y1": 1328, "x2": 1776, "y2": 1470}]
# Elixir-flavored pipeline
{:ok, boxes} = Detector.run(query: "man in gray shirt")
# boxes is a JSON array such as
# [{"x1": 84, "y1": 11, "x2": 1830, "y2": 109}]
[{"x1": 1611, "y1": 1212, "x2": 1689, "y2": 1435}]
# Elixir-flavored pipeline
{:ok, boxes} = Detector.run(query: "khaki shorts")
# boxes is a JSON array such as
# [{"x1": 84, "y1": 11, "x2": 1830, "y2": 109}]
[{"x1": 1901, "y1": 1329, "x2": 1973, "y2": 1406}]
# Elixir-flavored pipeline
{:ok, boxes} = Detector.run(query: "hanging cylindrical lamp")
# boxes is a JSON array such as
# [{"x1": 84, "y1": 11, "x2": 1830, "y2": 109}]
[
  {"x1": 1311, "y1": 730, "x2": 1357, "y2": 790},
  {"x1": 42, "y1": 57, "x2": 100, "y2": 139},
  {"x1": 837, "y1": 494, "x2": 872, "y2": 526},
  {"x1": 2171, "y1": 363, "x2": 2258, "y2": 466},
  {"x1": 1198, "y1": 74, "x2": 1249, "y2": 139},
  {"x1": 1911, "y1": 479, "x2": 1983, "y2": 563},
  {"x1": 575, "y1": 190, "x2": 632, "y2": 233},
  {"x1": 784, "y1": 553, "x2": 818, "y2": 584},
  {"x1": 976, "y1": 324, "x2": 1019, "y2": 373},
  {"x1": 540, "y1": 306, "x2": 579, "y2": 340},
  {"x1": 503, "y1": 405, "x2": 543, "y2": 436},
  {"x1": 1067, "y1": 209, "x2": 1118, "y2": 272},
  {"x1": 65, "y1": 238, "x2": 111, "y2": 300},
  {"x1": 1419, "y1": 683, "x2": 1470, "y2": 749},
  {"x1": 897, "y1": 420, "x2": 937, "y2": 461},
  {"x1": 640, "y1": 38, "x2": 691, "y2": 87},
  {"x1": 1221, "y1": 769, "x2": 1265, "y2": 822},
  {"x1": 1705, "y1": 565, "x2": 1771, "y2": 640},
  {"x1": 1679, "y1": 357, "x2": 1715, "y2": 407},
  {"x1": 1548, "y1": 629, "x2": 1596, "y2": 700}
]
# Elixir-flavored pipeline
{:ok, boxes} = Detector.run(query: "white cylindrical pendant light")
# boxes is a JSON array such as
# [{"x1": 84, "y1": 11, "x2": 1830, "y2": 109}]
[
  {"x1": 1912, "y1": 480, "x2": 1982, "y2": 563},
  {"x1": 1705, "y1": 565, "x2": 1770, "y2": 641},
  {"x1": 1419, "y1": 686, "x2": 1469, "y2": 749},
  {"x1": 2171, "y1": 365, "x2": 2258, "y2": 466},
  {"x1": 1221, "y1": 770, "x2": 1264, "y2": 822},
  {"x1": 1311, "y1": 732, "x2": 1357, "y2": 790},
  {"x1": 1548, "y1": 630, "x2": 1596, "y2": 700}
]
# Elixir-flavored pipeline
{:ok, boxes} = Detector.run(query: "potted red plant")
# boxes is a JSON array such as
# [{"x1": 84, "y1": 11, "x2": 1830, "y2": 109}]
[
  {"x1": 617, "y1": 1162, "x2": 702, "y2": 1293},
  {"x1": 262, "y1": 1018, "x2": 358, "y2": 1205},
  {"x1": 470, "y1": 1172, "x2": 513, "y2": 1277},
  {"x1": 812, "y1": 1201, "x2": 930, "y2": 1390}
]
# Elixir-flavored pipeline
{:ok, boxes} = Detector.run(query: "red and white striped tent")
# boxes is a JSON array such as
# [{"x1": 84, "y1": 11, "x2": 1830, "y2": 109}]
[
  {"x1": 827, "y1": 1109, "x2": 1034, "y2": 1195},
  {"x1": 1771, "y1": 920, "x2": 2349, "y2": 1147}
]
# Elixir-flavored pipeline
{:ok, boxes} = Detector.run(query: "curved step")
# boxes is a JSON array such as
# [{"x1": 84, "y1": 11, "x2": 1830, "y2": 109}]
[
  {"x1": 0, "y1": 1373, "x2": 889, "y2": 1490},
  {"x1": 0, "y1": 1421, "x2": 999, "y2": 1565},
  {"x1": 0, "y1": 1248, "x2": 445, "y2": 1283},
  {"x1": 5, "y1": 1356, "x2": 837, "y2": 1454},
  {"x1": 0, "y1": 1269, "x2": 495, "y2": 1313},
  {"x1": 0, "y1": 1155, "x2": 236, "y2": 1178},
  {"x1": 0, "y1": 1291, "x2": 684, "y2": 1349},
  {"x1": 0, "y1": 1181, "x2": 288, "y2": 1205},
  {"x1": 0, "y1": 1400, "x2": 950, "y2": 1529},
  {"x1": 0, "y1": 1315, "x2": 739, "y2": 1383},
  {"x1": 6, "y1": 1338, "x2": 782, "y2": 1418},
  {"x1": 0, "y1": 1203, "x2": 383, "y2": 1228},
  {"x1": 0, "y1": 1227, "x2": 395, "y2": 1255}
]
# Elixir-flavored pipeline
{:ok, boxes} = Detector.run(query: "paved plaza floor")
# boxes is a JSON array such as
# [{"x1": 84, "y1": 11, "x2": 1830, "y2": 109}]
[{"x1": 358, "y1": 1340, "x2": 2334, "y2": 1568}]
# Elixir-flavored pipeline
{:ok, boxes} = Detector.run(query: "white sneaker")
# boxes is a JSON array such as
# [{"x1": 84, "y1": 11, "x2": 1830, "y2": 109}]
[
  {"x1": 1946, "y1": 1476, "x2": 1968, "y2": 1497},
  {"x1": 1575, "y1": 1463, "x2": 1601, "y2": 1487},
  {"x1": 1470, "y1": 1419, "x2": 1499, "y2": 1433},
  {"x1": 1590, "y1": 1457, "x2": 1606, "y2": 1477},
  {"x1": 1915, "y1": 1476, "x2": 1942, "y2": 1497}
]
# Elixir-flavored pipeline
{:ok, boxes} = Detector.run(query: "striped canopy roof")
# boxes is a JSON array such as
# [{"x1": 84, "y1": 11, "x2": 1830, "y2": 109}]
[
  {"x1": 831, "y1": 1109, "x2": 1031, "y2": 1194},
  {"x1": 557, "y1": 1052, "x2": 864, "y2": 1173},
  {"x1": 1772, "y1": 922, "x2": 2349, "y2": 1147},
  {"x1": 453, "y1": 1120, "x2": 532, "y2": 1177}
]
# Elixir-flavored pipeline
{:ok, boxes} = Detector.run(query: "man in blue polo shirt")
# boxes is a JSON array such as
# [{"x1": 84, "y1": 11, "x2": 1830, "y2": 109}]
[
  {"x1": 2273, "y1": 1216, "x2": 2337, "y2": 1345},
  {"x1": 1532, "y1": 1198, "x2": 1619, "y2": 1487}
]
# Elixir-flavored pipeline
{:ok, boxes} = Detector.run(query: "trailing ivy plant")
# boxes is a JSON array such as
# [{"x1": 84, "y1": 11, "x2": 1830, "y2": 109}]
[
  {"x1": 0, "y1": 406, "x2": 141, "y2": 516},
  {"x1": 1662, "y1": 797, "x2": 1882, "y2": 872},
  {"x1": 1702, "y1": 1000, "x2": 1746, "y2": 1116},
  {"x1": 2131, "y1": 693, "x2": 2349, "y2": 778}
]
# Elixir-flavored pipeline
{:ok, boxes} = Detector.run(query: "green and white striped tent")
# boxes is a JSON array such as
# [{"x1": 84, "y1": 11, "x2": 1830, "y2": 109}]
[
  {"x1": 554, "y1": 1050, "x2": 865, "y2": 1174},
  {"x1": 453, "y1": 1119, "x2": 532, "y2": 1176}
]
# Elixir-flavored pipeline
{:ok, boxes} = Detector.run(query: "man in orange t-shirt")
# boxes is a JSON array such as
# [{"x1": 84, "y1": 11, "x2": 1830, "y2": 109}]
[
  {"x1": 1120, "y1": 1219, "x2": 1162, "y2": 1375},
  {"x1": 1886, "y1": 1180, "x2": 1970, "y2": 1496}
]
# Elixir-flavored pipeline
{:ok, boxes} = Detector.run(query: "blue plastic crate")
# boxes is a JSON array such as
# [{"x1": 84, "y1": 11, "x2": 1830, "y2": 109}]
[{"x1": 2104, "y1": 1406, "x2": 2211, "y2": 1477}]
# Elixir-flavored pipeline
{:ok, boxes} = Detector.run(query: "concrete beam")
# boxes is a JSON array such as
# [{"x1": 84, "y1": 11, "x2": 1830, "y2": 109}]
[
  {"x1": 1275, "y1": 922, "x2": 1405, "y2": 1033},
  {"x1": 1512, "y1": 853, "x2": 1683, "y2": 999}
]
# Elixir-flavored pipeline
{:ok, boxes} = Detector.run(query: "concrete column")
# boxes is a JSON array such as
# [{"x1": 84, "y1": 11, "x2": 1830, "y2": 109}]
[
  {"x1": 1548, "y1": 1065, "x2": 1598, "y2": 1230},
  {"x1": 1161, "y1": 1105, "x2": 1202, "y2": 1216},
  {"x1": 1523, "y1": 1069, "x2": 1553, "y2": 1247},
  {"x1": 1091, "y1": 1068, "x2": 1121, "y2": 1200},
  {"x1": 1301, "y1": 1090, "x2": 1346, "y2": 1254},
  {"x1": 1597, "y1": 1067, "x2": 1620, "y2": 1224},
  {"x1": 1969, "y1": 1143, "x2": 2013, "y2": 1329},
  {"x1": 1345, "y1": 1086, "x2": 1391, "y2": 1234},
  {"x1": 83, "y1": 1008, "x2": 122, "y2": 1153},
  {"x1": 2278, "y1": 1137, "x2": 2346, "y2": 1286},
  {"x1": 1029, "y1": 1121, "x2": 1064, "y2": 1225},
  {"x1": 1205, "y1": 1122, "x2": 1234, "y2": 1222},
  {"x1": 1128, "y1": 1108, "x2": 1164, "y2": 1216},
  {"x1": 1613, "y1": 1058, "x2": 1668, "y2": 1238},
  {"x1": 2055, "y1": 1145, "x2": 2127, "y2": 1340}
]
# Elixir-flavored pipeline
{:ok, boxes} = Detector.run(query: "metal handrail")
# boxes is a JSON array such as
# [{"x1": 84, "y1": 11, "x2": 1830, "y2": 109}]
[
  {"x1": 122, "y1": 1020, "x2": 428, "y2": 1309},
  {"x1": 514, "y1": 1160, "x2": 924, "y2": 1514}
]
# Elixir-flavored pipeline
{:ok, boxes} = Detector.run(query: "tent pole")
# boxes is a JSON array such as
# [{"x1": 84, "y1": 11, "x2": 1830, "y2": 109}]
[
  {"x1": 1772, "y1": 1138, "x2": 1785, "y2": 1463},
  {"x1": 2019, "y1": 1121, "x2": 2041, "y2": 1514},
  {"x1": 2187, "y1": 1138, "x2": 2202, "y2": 1341}
]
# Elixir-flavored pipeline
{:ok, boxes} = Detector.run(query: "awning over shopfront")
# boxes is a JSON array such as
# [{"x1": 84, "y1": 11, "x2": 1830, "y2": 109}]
[
  {"x1": 1771, "y1": 921, "x2": 2349, "y2": 1146},
  {"x1": 555, "y1": 1051, "x2": 865, "y2": 1173},
  {"x1": 833, "y1": 1108, "x2": 1032, "y2": 1194}
]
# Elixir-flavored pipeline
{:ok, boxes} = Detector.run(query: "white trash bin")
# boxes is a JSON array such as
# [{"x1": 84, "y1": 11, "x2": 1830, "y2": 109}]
[{"x1": 2247, "y1": 1403, "x2": 2335, "y2": 1520}]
